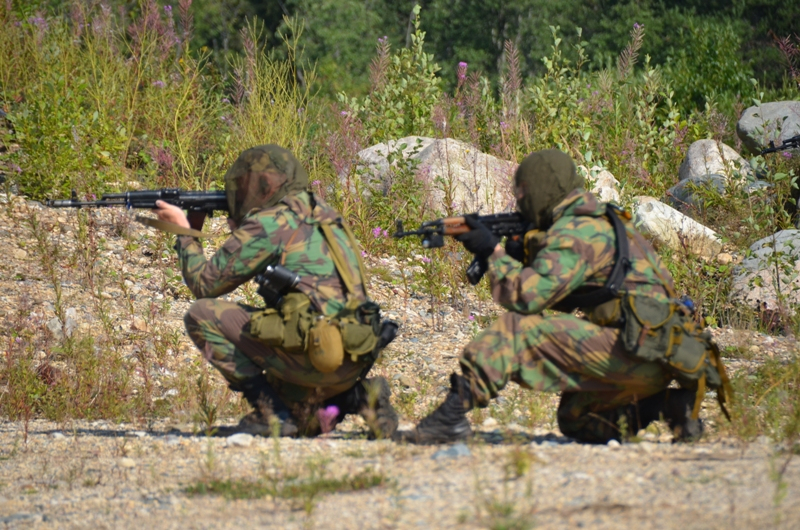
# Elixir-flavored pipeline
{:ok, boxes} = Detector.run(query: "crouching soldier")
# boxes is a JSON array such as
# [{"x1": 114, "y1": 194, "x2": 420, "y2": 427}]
[
  {"x1": 154, "y1": 145, "x2": 398, "y2": 438},
  {"x1": 403, "y1": 149, "x2": 731, "y2": 444}
]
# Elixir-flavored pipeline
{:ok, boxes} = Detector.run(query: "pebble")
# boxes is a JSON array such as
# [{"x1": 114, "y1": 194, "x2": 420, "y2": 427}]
[
  {"x1": 431, "y1": 443, "x2": 471, "y2": 460},
  {"x1": 50, "y1": 432, "x2": 66, "y2": 440},
  {"x1": 226, "y1": 433, "x2": 254, "y2": 447},
  {"x1": 481, "y1": 417, "x2": 498, "y2": 428},
  {"x1": 119, "y1": 458, "x2": 136, "y2": 468},
  {"x1": 607, "y1": 439, "x2": 621, "y2": 448}
]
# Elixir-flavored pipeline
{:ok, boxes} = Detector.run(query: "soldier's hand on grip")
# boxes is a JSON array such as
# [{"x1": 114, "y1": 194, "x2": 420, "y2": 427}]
[
  {"x1": 505, "y1": 238, "x2": 525, "y2": 262},
  {"x1": 455, "y1": 215, "x2": 499, "y2": 260}
]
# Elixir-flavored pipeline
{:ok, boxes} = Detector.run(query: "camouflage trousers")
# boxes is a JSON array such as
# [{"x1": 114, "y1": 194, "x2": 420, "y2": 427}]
[
  {"x1": 184, "y1": 299, "x2": 366, "y2": 407},
  {"x1": 460, "y1": 312, "x2": 672, "y2": 443}
]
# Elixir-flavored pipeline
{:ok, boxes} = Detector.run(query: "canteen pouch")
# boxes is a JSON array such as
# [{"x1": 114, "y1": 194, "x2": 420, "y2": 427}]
[{"x1": 308, "y1": 317, "x2": 345, "y2": 373}]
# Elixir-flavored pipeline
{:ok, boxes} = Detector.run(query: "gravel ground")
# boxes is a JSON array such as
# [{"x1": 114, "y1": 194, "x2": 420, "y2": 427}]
[{"x1": 1, "y1": 193, "x2": 800, "y2": 529}]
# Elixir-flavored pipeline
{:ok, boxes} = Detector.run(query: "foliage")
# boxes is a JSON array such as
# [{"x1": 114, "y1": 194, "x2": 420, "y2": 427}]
[
  {"x1": 661, "y1": 17, "x2": 753, "y2": 114},
  {"x1": 337, "y1": 5, "x2": 442, "y2": 143}
]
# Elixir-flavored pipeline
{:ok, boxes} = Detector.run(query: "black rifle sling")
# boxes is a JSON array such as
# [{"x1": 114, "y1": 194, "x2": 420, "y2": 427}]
[{"x1": 557, "y1": 204, "x2": 631, "y2": 310}]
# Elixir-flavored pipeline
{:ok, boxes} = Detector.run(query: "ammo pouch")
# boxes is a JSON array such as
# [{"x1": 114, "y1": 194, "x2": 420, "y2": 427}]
[
  {"x1": 249, "y1": 292, "x2": 314, "y2": 354},
  {"x1": 620, "y1": 294, "x2": 732, "y2": 419}
]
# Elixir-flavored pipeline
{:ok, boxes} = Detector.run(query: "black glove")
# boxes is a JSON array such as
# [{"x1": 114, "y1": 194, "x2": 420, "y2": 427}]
[
  {"x1": 505, "y1": 238, "x2": 525, "y2": 262},
  {"x1": 455, "y1": 215, "x2": 499, "y2": 260}
]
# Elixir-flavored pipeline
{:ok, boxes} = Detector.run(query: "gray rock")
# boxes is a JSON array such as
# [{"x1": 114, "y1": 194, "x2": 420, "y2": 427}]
[
  {"x1": 431, "y1": 442, "x2": 471, "y2": 460},
  {"x1": 731, "y1": 230, "x2": 800, "y2": 310},
  {"x1": 666, "y1": 174, "x2": 726, "y2": 213},
  {"x1": 678, "y1": 140, "x2": 753, "y2": 182},
  {"x1": 226, "y1": 433, "x2": 254, "y2": 447},
  {"x1": 737, "y1": 101, "x2": 800, "y2": 154},
  {"x1": 353, "y1": 137, "x2": 517, "y2": 214},
  {"x1": 46, "y1": 317, "x2": 63, "y2": 340},
  {"x1": 632, "y1": 196, "x2": 723, "y2": 259}
]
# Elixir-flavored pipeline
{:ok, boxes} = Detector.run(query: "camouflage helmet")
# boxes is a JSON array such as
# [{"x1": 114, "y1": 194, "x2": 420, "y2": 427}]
[
  {"x1": 224, "y1": 145, "x2": 309, "y2": 223},
  {"x1": 514, "y1": 149, "x2": 584, "y2": 229}
]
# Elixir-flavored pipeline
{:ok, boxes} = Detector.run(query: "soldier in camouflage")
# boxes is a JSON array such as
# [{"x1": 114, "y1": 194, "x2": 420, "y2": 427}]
[
  {"x1": 153, "y1": 145, "x2": 398, "y2": 438},
  {"x1": 404, "y1": 149, "x2": 725, "y2": 444}
]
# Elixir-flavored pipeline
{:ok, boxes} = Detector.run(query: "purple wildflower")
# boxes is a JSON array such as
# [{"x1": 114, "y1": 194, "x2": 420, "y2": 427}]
[
  {"x1": 382, "y1": 229, "x2": 389, "y2": 237},
  {"x1": 633, "y1": 22, "x2": 640, "y2": 30},
  {"x1": 311, "y1": 180, "x2": 321, "y2": 187},
  {"x1": 222, "y1": 98, "x2": 230, "y2": 104},
  {"x1": 782, "y1": 151, "x2": 793, "y2": 159},
  {"x1": 499, "y1": 121, "x2": 508, "y2": 130},
  {"x1": 361, "y1": 250, "x2": 368, "y2": 257},
  {"x1": 457, "y1": 61, "x2": 468, "y2": 81},
  {"x1": 340, "y1": 110, "x2": 348, "y2": 116},
  {"x1": 421, "y1": 256, "x2": 431, "y2": 264},
  {"x1": 11, "y1": 164, "x2": 22, "y2": 174},
  {"x1": 372, "y1": 227, "x2": 383, "y2": 238},
  {"x1": 28, "y1": 16, "x2": 47, "y2": 29},
  {"x1": 378, "y1": 35, "x2": 388, "y2": 44},
  {"x1": 468, "y1": 314, "x2": 475, "y2": 321},
  {"x1": 317, "y1": 405, "x2": 340, "y2": 434},
  {"x1": 152, "y1": 80, "x2": 166, "y2": 88},
  {"x1": 164, "y1": 5, "x2": 173, "y2": 13}
]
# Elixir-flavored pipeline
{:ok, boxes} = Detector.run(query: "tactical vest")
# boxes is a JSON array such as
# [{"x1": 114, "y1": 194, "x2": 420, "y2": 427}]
[
  {"x1": 248, "y1": 195, "x2": 383, "y2": 374},
  {"x1": 526, "y1": 204, "x2": 733, "y2": 420}
]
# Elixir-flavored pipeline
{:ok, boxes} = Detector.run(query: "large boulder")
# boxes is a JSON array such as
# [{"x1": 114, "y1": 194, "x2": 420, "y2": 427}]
[
  {"x1": 731, "y1": 230, "x2": 800, "y2": 311},
  {"x1": 736, "y1": 101, "x2": 800, "y2": 155},
  {"x1": 678, "y1": 140, "x2": 753, "y2": 183},
  {"x1": 353, "y1": 137, "x2": 517, "y2": 214},
  {"x1": 632, "y1": 196, "x2": 723, "y2": 259}
]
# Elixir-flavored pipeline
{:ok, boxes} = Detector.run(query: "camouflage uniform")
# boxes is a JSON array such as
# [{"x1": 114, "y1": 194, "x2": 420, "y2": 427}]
[
  {"x1": 461, "y1": 189, "x2": 675, "y2": 442},
  {"x1": 177, "y1": 147, "x2": 370, "y2": 410}
]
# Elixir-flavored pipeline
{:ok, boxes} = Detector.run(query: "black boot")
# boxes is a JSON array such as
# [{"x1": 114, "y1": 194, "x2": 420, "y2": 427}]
[
  {"x1": 628, "y1": 389, "x2": 703, "y2": 442},
  {"x1": 324, "y1": 377, "x2": 399, "y2": 439},
  {"x1": 400, "y1": 373, "x2": 473, "y2": 444},
  {"x1": 227, "y1": 376, "x2": 298, "y2": 437},
  {"x1": 663, "y1": 388, "x2": 704, "y2": 442}
]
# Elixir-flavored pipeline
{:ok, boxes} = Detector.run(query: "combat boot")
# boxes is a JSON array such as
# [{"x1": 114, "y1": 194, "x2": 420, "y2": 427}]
[
  {"x1": 227, "y1": 375, "x2": 298, "y2": 437},
  {"x1": 400, "y1": 373, "x2": 473, "y2": 444},
  {"x1": 662, "y1": 388, "x2": 704, "y2": 442},
  {"x1": 324, "y1": 377, "x2": 399, "y2": 439}
]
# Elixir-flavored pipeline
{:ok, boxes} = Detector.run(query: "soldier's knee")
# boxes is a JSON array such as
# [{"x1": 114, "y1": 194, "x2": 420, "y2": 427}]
[{"x1": 184, "y1": 299, "x2": 215, "y2": 328}]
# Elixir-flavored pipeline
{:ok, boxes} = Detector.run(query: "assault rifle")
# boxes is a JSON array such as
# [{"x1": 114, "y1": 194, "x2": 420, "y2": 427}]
[
  {"x1": 46, "y1": 188, "x2": 227, "y2": 237},
  {"x1": 393, "y1": 212, "x2": 530, "y2": 285},
  {"x1": 760, "y1": 134, "x2": 800, "y2": 155}
]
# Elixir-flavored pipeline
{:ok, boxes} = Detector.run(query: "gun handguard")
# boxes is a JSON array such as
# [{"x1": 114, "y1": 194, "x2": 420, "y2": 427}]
[
  {"x1": 46, "y1": 188, "x2": 228, "y2": 213},
  {"x1": 393, "y1": 211, "x2": 530, "y2": 284},
  {"x1": 760, "y1": 134, "x2": 800, "y2": 155}
]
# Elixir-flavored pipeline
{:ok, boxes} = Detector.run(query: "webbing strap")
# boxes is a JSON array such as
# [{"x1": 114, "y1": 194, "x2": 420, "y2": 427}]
[
  {"x1": 559, "y1": 205, "x2": 632, "y2": 309},
  {"x1": 319, "y1": 222, "x2": 357, "y2": 297},
  {"x1": 710, "y1": 341, "x2": 734, "y2": 421}
]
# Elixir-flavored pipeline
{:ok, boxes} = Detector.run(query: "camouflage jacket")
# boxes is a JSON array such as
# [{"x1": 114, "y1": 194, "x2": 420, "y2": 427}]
[
  {"x1": 175, "y1": 192, "x2": 367, "y2": 316},
  {"x1": 488, "y1": 190, "x2": 674, "y2": 316}
]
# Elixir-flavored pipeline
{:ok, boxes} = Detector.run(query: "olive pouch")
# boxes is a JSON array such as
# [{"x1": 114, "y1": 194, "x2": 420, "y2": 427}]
[{"x1": 620, "y1": 294, "x2": 720, "y2": 389}]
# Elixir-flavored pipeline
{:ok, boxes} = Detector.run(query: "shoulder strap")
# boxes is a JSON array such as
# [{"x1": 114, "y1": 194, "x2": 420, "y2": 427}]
[
  {"x1": 318, "y1": 217, "x2": 370, "y2": 300},
  {"x1": 558, "y1": 204, "x2": 631, "y2": 309}
]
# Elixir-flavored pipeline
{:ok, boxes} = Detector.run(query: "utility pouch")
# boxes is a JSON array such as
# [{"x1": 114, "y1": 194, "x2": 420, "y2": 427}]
[
  {"x1": 249, "y1": 292, "x2": 312, "y2": 354},
  {"x1": 619, "y1": 294, "x2": 731, "y2": 419}
]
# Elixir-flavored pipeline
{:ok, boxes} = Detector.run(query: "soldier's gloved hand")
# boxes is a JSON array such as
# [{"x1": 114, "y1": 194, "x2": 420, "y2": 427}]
[
  {"x1": 455, "y1": 215, "x2": 499, "y2": 260},
  {"x1": 505, "y1": 238, "x2": 525, "y2": 262}
]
